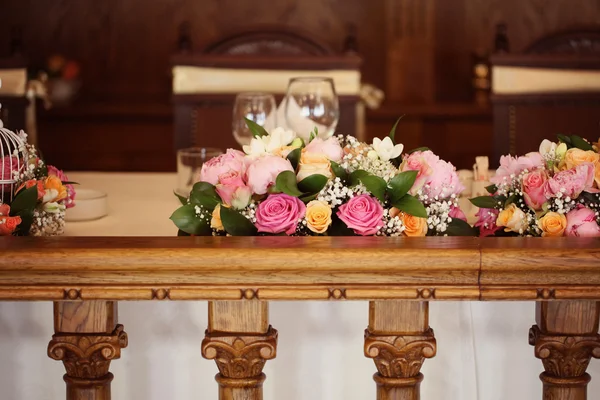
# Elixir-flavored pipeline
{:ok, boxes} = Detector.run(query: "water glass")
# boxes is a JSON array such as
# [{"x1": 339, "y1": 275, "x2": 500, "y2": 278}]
[
  {"x1": 176, "y1": 147, "x2": 222, "y2": 196},
  {"x1": 284, "y1": 77, "x2": 339, "y2": 140},
  {"x1": 232, "y1": 92, "x2": 277, "y2": 147}
]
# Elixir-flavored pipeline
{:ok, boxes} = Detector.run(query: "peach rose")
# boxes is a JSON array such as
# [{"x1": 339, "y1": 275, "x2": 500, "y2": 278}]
[
  {"x1": 399, "y1": 211, "x2": 428, "y2": 237},
  {"x1": 595, "y1": 163, "x2": 600, "y2": 189},
  {"x1": 211, "y1": 204, "x2": 225, "y2": 231},
  {"x1": 305, "y1": 200, "x2": 332, "y2": 234},
  {"x1": 43, "y1": 176, "x2": 67, "y2": 203},
  {"x1": 537, "y1": 212, "x2": 567, "y2": 237},
  {"x1": 562, "y1": 148, "x2": 600, "y2": 171},
  {"x1": 496, "y1": 203, "x2": 527, "y2": 233},
  {"x1": 296, "y1": 152, "x2": 332, "y2": 181}
]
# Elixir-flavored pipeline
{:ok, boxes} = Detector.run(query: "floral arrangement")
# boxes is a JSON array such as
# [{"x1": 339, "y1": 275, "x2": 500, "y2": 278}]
[
  {"x1": 171, "y1": 120, "x2": 472, "y2": 237},
  {"x1": 1, "y1": 129, "x2": 76, "y2": 236},
  {"x1": 471, "y1": 135, "x2": 600, "y2": 237}
]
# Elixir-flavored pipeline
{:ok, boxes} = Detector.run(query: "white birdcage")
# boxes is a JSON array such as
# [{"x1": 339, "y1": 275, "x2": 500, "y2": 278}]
[{"x1": 0, "y1": 78, "x2": 29, "y2": 204}]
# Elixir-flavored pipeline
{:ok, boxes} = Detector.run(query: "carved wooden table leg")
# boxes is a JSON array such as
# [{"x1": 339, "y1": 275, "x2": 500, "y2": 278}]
[
  {"x1": 202, "y1": 301, "x2": 277, "y2": 400},
  {"x1": 47, "y1": 301, "x2": 128, "y2": 400},
  {"x1": 364, "y1": 301, "x2": 436, "y2": 400},
  {"x1": 530, "y1": 301, "x2": 600, "y2": 400}
]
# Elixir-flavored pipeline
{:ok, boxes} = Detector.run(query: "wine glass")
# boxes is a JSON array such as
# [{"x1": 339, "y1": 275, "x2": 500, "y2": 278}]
[
  {"x1": 284, "y1": 77, "x2": 340, "y2": 141},
  {"x1": 232, "y1": 92, "x2": 277, "y2": 147}
]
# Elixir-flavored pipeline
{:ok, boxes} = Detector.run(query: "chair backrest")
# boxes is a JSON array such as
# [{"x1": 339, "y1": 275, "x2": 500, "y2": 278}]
[
  {"x1": 490, "y1": 28, "x2": 600, "y2": 164},
  {"x1": 171, "y1": 25, "x2": 363, "y2": 152}
]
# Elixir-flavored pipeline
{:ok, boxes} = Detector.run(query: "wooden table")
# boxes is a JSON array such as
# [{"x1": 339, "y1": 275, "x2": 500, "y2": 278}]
[{"x1": 1, "y1": 236, "x2": 599, "y2": 400}]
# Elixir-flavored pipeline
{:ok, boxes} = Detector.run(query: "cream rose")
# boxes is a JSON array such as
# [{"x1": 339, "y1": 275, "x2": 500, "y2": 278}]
[
  {"x1": 305, "y1": 200, "x2": 332, "y2": 234},
  {"x1": 537, "y1": 212, "x2": 567, "y2": 237},
  {"x1": 398, "y1": 211, "x2": 428, "y2": 237},
  {"x1": 296, "y1": 152, "x2": 332, "y2": 181},
  {"x1": 562, "y1": 148, "x2": 600, "y2": 170},
  {"x1": 496, "y1": 203, "x2": 527, "y2": 233}
]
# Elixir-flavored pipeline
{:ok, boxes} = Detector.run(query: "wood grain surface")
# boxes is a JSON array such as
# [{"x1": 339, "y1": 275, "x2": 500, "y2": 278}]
[{"x1": 0, "y1": 236, "x2": 599, "y2": 301}]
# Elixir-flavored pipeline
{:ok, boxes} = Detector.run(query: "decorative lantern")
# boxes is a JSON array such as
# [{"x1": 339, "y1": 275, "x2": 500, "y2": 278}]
[{"x1": 0, "y1": 121, "x2": 28, "y2": 204}]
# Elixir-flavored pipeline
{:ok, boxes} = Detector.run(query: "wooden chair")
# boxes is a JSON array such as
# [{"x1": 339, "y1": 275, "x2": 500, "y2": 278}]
[
  {"x1": 171, "y1": 25, "x2": 363, "y2": 152},
  {"x1": 490, "y1": 28, "x2": 600, "y2": 164}
]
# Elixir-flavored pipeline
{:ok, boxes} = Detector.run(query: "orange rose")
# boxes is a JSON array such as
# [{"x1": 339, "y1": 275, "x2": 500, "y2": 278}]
[
  {"x1": 0, "y1": 215, "x2": 22, "y2": 235},
  {"x1": 562, "y1": 148, "x2": 599, "y2": 171},
  {"x1": 211, "y1": 204, "x2": 225, "y2": 231},
  {"x1": 398, "y1": 211, "x2": 428, "y2": 237},
  {"x1": 43, "y1": 176, "x2": 67, "y2": 203},
  {"x1": 537, "y1": 212, "x2": 567, "y2": 237}
]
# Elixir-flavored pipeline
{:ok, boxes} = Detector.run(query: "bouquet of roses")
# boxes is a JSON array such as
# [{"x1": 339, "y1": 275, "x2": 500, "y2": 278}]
[
  {"x1": 171, "y1": 119, "x2": 472, "y2": 237},
  {"x1": 1, "y1": 128, "x2": 76, "y2": 236},
  {"x1": 471, "y1": 134, "x2": 600, "y2": 237}
]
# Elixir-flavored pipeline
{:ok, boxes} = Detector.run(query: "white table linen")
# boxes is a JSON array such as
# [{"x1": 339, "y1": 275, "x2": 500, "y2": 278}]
[{"x1": 1, "y1": 172, "x2": 598, "y2": 400}]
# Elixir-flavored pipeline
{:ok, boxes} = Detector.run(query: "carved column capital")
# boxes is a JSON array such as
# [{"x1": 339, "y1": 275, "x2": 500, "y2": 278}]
[
  {"x1": 529, "y1": 325, "x2": 600, "y2": 379},
  {"x1": 364, "y1": 328, "x2": 437, "y2": 378},
  {"x1": 48, "y1": 324, "x2": 128, "y2": 379},
  {"x1": 201, "y1": 326, "x2": 278, "y2": 379}
]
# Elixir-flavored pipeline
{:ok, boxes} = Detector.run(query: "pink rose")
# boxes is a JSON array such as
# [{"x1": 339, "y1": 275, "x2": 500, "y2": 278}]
[
  {"x1": 492, "y1": 152, "x2": 544, "y2": 184},
  {"x1": 255, "y1": 193, "x2": 306, "y2": 235},
  {"x1": 304, "y1": 137, "x2": 344, "y2": 162},
  {"x1": 522, "y1": 169, "x2": 548, "y2": 211},
  {"x1": 565, "y1": 206, "x2": 600, "y2": 237},
  {"x1": 426, "y1": 159, "x2": 465, "y2": 198},
  {"x1": 48, "y1": 165, "x2": 76, "y2": 208},
  {"x1": 544, "y1": 163, "x2": 595, "y2": 199},
  {"x1": 246, "y1": 155, "x2": 294, "y2": 195},
  {"x1": 400, "y1": 151, "x2": 437, "y2": 194},
  {"x1": 449, "y1": 205, "x2": 467, "y2": 222},
  {"x1": 474, "y1": 208, "x2": 501, "y2": 237},
  {"x1": 198, "y1": 149, "x2": 246, "y2": 185},
  {"x1": 337, "y1": 194, "x2": 384, "y2": 236},
  {"x1": 215, "y1": 170, "x2": 251, "y2": 209}
]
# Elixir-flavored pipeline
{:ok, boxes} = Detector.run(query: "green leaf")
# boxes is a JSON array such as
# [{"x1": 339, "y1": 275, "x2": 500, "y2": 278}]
[
  {"x1": 470, "y1": 195, "x2": 500, "y2": 209},
  {"x1": 570, "y1": 135, "x2": 594, "y2": 151},
  {"x1": 275, "y1": 171, "x2": 303, "y2": 197},
  {"x1": 485, "y1": 184, "x2": 498, "y2": 194},
  {"x1": 244, "y1": 117, "x2": 269, "y2": 138},
  {"x1": 392, "y1": 194, "x2": 428, "y2": 218},
  {"x1": 557, "y1": 134, "x2": 572, "y2": 148},
  {"x1": 504, "y1": 194, "x2": 517, "y2": 207},
  {"x1": 309, "y1": 127, "x2": 318, "y2": 142},
  {"x1": 329, "y1": 214, "x2": 355, "y2": 236},
  {"x1": 445, "y1": 218, "x2": 477, "y2": 236},
  {"x1": 61, "y1": 181, "x2": 79, "y2": 185},
  {"x1": 330, "y1": 161, "x2": 348, "y2": 183},
  {"x1": 192, "y1": 181, "x2": 218, "y2": 195},
  {"x1": 170, "y1": 204, "x2": 211, "y2": 235},
  {"x1": 9, "y1": 186, "x2": 38, "y2": 215},
  {"x1": 174, "y1": 191, "x2": 188, "y2": 205},
  {"x1": 177, "y1": 229, "x2": 191, "y2": 236},
  {"x1": 349, "y1": 169, "x2": 370, "y2": 186},
  {"x1": 189, "y1": 191, "x2": 220, "y2": 211},
  {"x1": 220, "y1": 206, "x2": 258, "y2": 236},
  {"x1": 13, "y1": 209, "x2": 33, "y2": 236},
  {"x1": 408, "y1": 146, "x2": 430, "y2": 154},
  {"x1": 387, "y1": 170, "x2": 417, "y2": 203},
  {"x1": 286, "y1": 147, "x2": 302, "y2": 170},
  {"x1": 359, "y1": 175, "x2": 387, "y2": 203},
  {"x1": 298, "y1": 174, "x2": 328, "y2": 195},
  {"x1": 388, "y1": 116, "x2": 404, "y2": 143}
]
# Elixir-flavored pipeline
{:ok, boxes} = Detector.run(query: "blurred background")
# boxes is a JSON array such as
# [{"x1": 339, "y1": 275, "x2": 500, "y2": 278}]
[{"x1": 0, "y1": 0, "x2": 599, "y2": 171}]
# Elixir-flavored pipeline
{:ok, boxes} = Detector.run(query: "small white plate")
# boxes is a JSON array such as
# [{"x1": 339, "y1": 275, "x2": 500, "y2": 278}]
[{"x1": 65, "y1": 189, "x2": 108, "y2": 222}]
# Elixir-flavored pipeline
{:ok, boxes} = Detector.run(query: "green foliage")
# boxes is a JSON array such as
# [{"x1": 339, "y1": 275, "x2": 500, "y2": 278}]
[
  {"x1": 349, "y1": 169, "x2": 370, "y2": 186},
  {"x1": 298, "y1": 174, "x2": 328, "y2": 195},
  {"x1": 286, "y1": 147, "x2": 302, "y2": 170},
  {"x1": 174, "y1": 191, "x2": 187, "y2": 206},
  {"x1": 169, "y1": 204, "x2": 211, "y2": 235},
  {"x1": 387, "y1": 171, "x2": 417, "y2": 204},
  {"x1": 392, "y1": 194, "x2": 428, "y2": 218},
  {"x1": 220, "y1": 206, "x2": 258, "y2": 236},
  {"x1": 485, "y1": 184, "x2": 498, "y2": 194},
  {"x1": 359, "y1": 175, "x2": 387, "y2": 202},
  {"x1": 330, "y1": 161, "x2": 348, "y2": 183},
  {"x1": 470, "y1": 196, "x2": 499, "y2": 209},
  {"x1": 189, "y1": 182, "x2": 221, "y2": 211},
  {"x1": 244, "y1": 118, "x2": 269, "y2": 138},
  {"x1": 275, "y1": 171, "x2": 303, "y2": 197},
  {"x1": 388, "y1": 116, "x2": 404, "y2": 143},
  {"x1": 445, "y1": 218, "x2": 477, "y2": 236}
]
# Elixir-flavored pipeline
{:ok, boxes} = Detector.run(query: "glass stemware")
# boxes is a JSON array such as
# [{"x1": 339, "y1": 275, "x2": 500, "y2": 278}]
[
  {"x1": 232, "y1": 92, "x2": 277, "y2": 147},
  {"x1": 283, "y1": 77, "x2": 340, "y2": 141}
]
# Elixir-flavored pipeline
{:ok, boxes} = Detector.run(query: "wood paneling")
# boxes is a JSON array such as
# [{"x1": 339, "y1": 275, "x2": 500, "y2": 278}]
[{"x1": 0, "y1": 0, "x2": 598, "y2": 171}]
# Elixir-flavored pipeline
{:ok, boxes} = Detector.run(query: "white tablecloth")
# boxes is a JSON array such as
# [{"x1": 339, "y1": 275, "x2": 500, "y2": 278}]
[{"x1": 1, "y1": 172, "x2": 598, "y2": 400}]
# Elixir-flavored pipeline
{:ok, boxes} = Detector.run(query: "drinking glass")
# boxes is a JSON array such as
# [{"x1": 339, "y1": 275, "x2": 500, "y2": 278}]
[
  {"x1": 284, "y1": 77, "x2": 339, "y2": 141},
  {"x1": 232, "y1": 92, "x2": 277, "y2": 147},
  {"x1": 176, "y1": 147, "x2": 223, "y2": 197}
]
